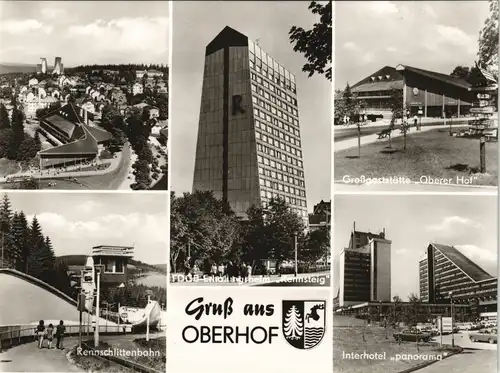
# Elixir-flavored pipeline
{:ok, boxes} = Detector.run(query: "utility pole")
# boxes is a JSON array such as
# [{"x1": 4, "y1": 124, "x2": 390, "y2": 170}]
[
  {"x1": 294, "y1": 233, "x2": 298, "y2": 277},
  {"x1": 94, "y1": 270, "x2": 100, "y2": 348}
]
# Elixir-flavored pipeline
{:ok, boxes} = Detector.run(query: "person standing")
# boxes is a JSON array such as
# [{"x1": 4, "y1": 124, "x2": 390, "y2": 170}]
[
  {"x1": 55, "y1": 320, "x2": 66, "y2": 350},
  {"x1": 218, "y1": 262, "x2": 224, "y2": 277},
  {"x1": 35, "y1": 320, "x2": 45, "y2": 348},
  {"x1": 46, "y1": 323, "x2": 54, "y2": 349}
]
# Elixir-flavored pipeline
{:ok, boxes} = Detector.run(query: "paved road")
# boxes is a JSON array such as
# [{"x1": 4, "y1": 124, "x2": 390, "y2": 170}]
[
  {"x1": 0, "y1": 333, "x2": 165, "y2": 372},
  {"x1": 436, "y1": 330, "x2": 497, "y2": 351},
  {"x1": 417, "y1": 349, "x2": 496, "y2": 373}
]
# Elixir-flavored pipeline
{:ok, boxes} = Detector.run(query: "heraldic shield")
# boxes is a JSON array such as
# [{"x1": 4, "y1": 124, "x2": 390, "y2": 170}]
[{"x1": 282, "y1": 300, "x2": 326, "y2": 350}]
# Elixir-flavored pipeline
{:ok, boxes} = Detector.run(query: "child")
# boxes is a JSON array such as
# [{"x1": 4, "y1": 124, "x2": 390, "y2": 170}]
[
  {"x1": 46, "y1": 323, "x2": 54, "y2": 349},
  {"x1": 55, "y1": 320, "x2": 66, "y2": 350},
  {"x1": 35, "y1": 320, "x2": 45, "y2": 348}
]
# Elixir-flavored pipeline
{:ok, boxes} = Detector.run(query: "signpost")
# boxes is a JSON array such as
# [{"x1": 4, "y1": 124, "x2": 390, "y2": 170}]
[{"x1": 480, "y1": 136, "x2": 486, "y2": 173}]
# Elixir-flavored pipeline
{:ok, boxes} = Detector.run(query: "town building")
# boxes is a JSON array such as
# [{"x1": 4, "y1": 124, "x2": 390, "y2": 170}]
[
  {"x1": 337, "y1": 222, "x2": 392, "y2": 307},
  {"x1": 308, "y1": 200, "x2": 331, "y2": 231},
  {"x1": 132, "y1": 83, "x2": 144, "y2": 95},
  {"x1": 91, "y1": 245, "x2": 134, "y2": 289},
  {"x1": 53, "y1": 57, "x2": 63, "y2": 75},
  {"x1": 37, "y1": 103, "x2": 112, "y2": 168},
  {"x1": 192, "y1": 26, "x2": 307, "y2": 221},
  {"x1": 24, "y1": 93, "x2": 58, "y2": 118},
  {"x1": 341, "y1": 65, "x2": 475, "y2": 120},
  {"x1": 136, "y1": 69, "x2": 164, "y2": 79},
  {"x1": 28, "y1": 78, "x2": 39, "y2": 87},
  {"x1": 40, "y1": 58, "x2": 47, "y2": 74},
  {"x1": 419, "y1": 243, "x2": 497, "y2": 321}
]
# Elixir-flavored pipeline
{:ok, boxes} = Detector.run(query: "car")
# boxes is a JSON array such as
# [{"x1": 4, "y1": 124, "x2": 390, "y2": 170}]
[
  {"x1": 393, "y1": 329, "x2": 432, "y2": 342},
  {"x1": 469, "y1": 329, "x2": 497, "y2": 344}
]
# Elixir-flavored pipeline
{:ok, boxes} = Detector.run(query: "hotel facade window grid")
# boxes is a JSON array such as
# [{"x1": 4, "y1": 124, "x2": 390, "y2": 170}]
[{"x1": 193, "y1": 27, "x2": 308, "y2": 221}]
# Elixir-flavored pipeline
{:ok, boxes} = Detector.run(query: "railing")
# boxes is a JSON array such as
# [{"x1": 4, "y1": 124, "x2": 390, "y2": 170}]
[{"x1": 0, "y1": 323, "x2": 133, "y2": 350}]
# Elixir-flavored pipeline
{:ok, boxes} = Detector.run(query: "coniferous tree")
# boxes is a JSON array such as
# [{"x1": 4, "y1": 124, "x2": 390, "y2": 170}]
[
  {"x1": 0, "y1": 194, "x2": 12, "y2": 267},
  {"x1": 0, "y1": 104, "x2": 10, "y2": 129},
  {"x1": 27, "y1": 216, "x2": 46, "y2": 278},
  {"x1": 12, "y1": 211, "x2": 31, "y2": 272}
]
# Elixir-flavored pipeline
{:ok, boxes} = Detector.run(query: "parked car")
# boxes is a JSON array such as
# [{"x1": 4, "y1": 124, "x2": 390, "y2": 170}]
[
  {"x1": 469, "y1": 329, "x2": 497, "y2": 344},
  {"x1": 393, "y1": 329, "x2": 432, "y2": 342}
]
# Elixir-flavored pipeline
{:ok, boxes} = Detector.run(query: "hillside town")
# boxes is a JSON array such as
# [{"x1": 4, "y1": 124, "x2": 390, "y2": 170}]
[{"x1": 0, "y1": 58, "x2": 169, "y2": 190}]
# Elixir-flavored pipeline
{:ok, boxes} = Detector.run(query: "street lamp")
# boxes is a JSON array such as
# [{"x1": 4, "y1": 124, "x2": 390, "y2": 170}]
[
  {"x1": 94, "y1": 278, "x2": 125, "y2": 348},
  {"x1": 449, "y1": 291, "x2": 454, "y2": 348},
  {"x1": 293, "y1": 233, "x2": 298, "y2": 277},
  {"x1": 145, "y1": 289, "x2": 153, "y2": 341}
]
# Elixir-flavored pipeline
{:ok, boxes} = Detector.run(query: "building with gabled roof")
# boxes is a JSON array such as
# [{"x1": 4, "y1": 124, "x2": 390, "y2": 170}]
[
  {"x1": 37, "y1": 103, "x2": 112, "y2": 169},
  {"x1": 339, "y1": 64, "x2": 475, "y2": 119}
]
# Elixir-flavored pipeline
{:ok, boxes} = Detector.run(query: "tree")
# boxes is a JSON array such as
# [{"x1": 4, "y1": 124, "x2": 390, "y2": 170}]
[
  {"x1": 299, "y1": 225, "x2": 330, "y2": 265},
  {"x1": 478, "y1": 0, "x2": 499, "y2": 74},
  {"x1": 450, "y1": 65, "x2": 471, "y2": 81},
  {"x1": 389, "y1": 89, "x2": 406, "y2": 149},
  {"x1": 170, "y1": 191, "x2": 241, "y2": 272},
  {"x1": 243, "y1": 198, "x2": 306, "y2": 269},
  {"x1": 289, "y1": 1, "x2": 332, "y2": 81},
  {"x1": 8, "y1": 211, "x2": 30, "y2": 272},
  {"x1": 0, "y1": 194, "x2": 12, "y2": 267},
  {"x1": 336, "y1": 84, "x2": 367, "y2": 156},
  {"x1": 27, "y1": 216, "x2": 54, "y2": 278},
  {"x1": 284, "y1": 305, "x2": 304, "y2": 339},
  {"x1": 0, "y1": 104, "x2": 10, "y2": 129},
  {"x1": 9, "y1": 106, "x2": 25, "y2": 157}
]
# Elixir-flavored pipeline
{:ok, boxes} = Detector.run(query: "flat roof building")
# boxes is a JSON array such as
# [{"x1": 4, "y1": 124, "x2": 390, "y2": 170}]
[
  {"x1": 338, "y1": 222, "x2": 392, "y2": 307},
  {"x1": 192, "y1": 26, "x2": 307, "y2": 220}
]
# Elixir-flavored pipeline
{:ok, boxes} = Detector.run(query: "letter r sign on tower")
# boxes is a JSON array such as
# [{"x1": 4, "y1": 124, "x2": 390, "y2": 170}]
[{"x1": 232, "y1": 94, "x2": 245, "y2": 115}]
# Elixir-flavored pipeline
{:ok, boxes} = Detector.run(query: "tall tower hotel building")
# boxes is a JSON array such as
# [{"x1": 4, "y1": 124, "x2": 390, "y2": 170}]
[{"x1": 193, "y1": 26, "x2": 308, "y2": 221}]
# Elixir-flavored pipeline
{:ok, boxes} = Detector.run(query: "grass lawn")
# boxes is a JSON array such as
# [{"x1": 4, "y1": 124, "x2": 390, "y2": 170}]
[
  {"x1": 335, "y1": 129, "x2": 498, "y2": 186},
  {"x1": 333, "y1": 326, "x2": 455, "y2": 373}
]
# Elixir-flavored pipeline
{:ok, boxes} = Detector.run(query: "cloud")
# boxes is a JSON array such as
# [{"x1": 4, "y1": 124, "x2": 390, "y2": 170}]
[
  {"x1": 455, "y1": 244, "x2": 497, "y2": 266},
  {"x1": 395, "y1": 247, "x2": 409, "y2": 255},
  {"x1": 75, "y1": 200, "x2": 104, "y2": 214},
  {"x1": 342, "y1": 42, "x2": 360, "y2": 51},
  {"x1": 367, "y1": 1, "x2": 399, "y2": 15},
  {"x1": 26, "y1": 211, "x2": 168, "y2": 263},
  {"x1": 0, "y1": 19, "x2": 53, "y2": 34},
  {"x1": 422, "y1": 25, "x2": 476, "y2": 54},
  {"x1": 422, "y1": 4, "x2": 437, "y2": 18},
  {"x1": 426, "y1": 216, "x2": 483, "y2": 233},
  {"x1": 386, "y1": 46, "x2": 397, "y2": 53},
  {"x1": 67, "y1": 17, "x2": 169, "y2": 54},
  {"x1": 41, "y1": 7, "x2": 67, "y2": 19}
]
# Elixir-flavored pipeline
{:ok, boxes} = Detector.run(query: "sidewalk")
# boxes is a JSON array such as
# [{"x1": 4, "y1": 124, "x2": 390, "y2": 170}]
[{"x1": 334, "y1": 124, "x2": 469, "y2": 152}]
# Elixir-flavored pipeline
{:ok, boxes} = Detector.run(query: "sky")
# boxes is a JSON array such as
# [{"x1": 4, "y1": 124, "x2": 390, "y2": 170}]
[
  {"x1": 0, "y1": 1, "x2": 170, "y2": 66},
  {"x1": 170, "y1": 1, "x2": 331, "y2": 211},
  {"x1": 3, "y1": 192, "x2": 168, "y2": 265},
  {"x1": 335, "y1": 1, "x2": 491, "y2": 89},
  {"x1": 333, "y1": 194, "x2": 498, "y2": 300}
]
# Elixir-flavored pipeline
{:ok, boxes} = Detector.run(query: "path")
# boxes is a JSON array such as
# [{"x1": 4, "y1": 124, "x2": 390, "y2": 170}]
[
  {"x1": 0, "y1": 341, "x2": 83, "y2": 372},
  {"x1": 334, "y1": 124, "x2": 469, "y2": 152},
  {"x1": 0, "y1": 333, "x2": 165, "y2": 372},
  {"x1": 417, "y1": 349, "x2": 496, "y2": 373}
]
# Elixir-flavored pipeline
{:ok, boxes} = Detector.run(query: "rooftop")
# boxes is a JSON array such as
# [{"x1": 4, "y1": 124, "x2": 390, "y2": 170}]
[{"x1": 431, "y1": 243, "x2": 495, "y2": 283}]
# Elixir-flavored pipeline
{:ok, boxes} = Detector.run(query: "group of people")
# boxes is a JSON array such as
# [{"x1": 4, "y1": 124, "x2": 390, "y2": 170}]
[
  {"x1": 34, "y1": 320, "x2": 66, "y2": 349},
  {"x1": 209, "y1": 261, "x2": 253, "y2": 280}
]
